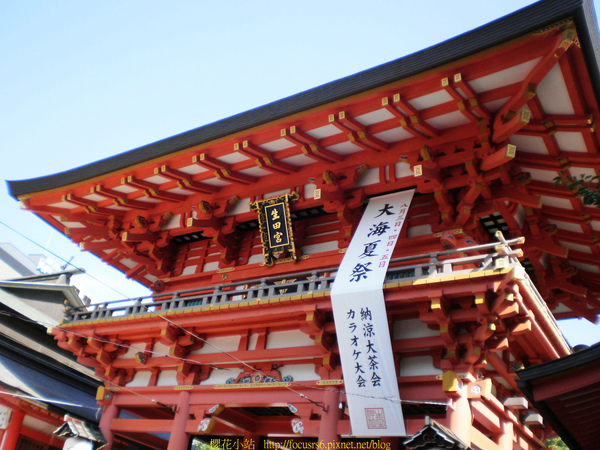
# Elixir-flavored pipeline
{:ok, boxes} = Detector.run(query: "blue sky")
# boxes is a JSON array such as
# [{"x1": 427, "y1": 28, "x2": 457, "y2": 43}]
[{"x1": 1, "y1": 0, "x2": 599, "y2": 346}]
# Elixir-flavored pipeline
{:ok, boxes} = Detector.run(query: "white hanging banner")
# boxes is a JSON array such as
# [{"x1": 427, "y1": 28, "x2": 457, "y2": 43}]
[{"x1": 331, "y1": 189, "x2": 414, "y2": 436}]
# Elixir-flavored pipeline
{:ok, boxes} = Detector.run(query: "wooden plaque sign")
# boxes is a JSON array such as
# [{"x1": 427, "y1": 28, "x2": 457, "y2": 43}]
[{"x1": 250, "y1": 192, "x2": 299, "y2": 266}]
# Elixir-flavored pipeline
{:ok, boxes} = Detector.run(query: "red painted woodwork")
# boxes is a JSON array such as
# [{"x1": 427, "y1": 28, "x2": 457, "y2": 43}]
[{"x1": 10, "y1": 4, "x2": 600, "y2": 449}]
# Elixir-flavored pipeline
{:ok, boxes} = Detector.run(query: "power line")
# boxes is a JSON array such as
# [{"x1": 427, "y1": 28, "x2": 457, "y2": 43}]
[
  {"x1": 0, "y1": 220, "x2": 133, "y2": 299},
  {"x1": 135, "y1": 301, "x2": 328, "y2": 410},
  {"x1": 1, "y1": 309, "x2": 403, "y2": 407},
  {"x1": 0, "y1": 222, "x2": 403, "y2": 407}
]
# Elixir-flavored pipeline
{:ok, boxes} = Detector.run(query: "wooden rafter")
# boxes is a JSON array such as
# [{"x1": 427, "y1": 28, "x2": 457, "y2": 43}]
[
  {"x1": 479, "y1": 144, "x2": 517, "y2": 172},
  {"x1": 494, "y1": 186, "x2": 542, "y2": 209},
  {"x1": 158, "y1": 165, "x2": 218, "y2": 194},
  {"x1": 281, "y1": 126, "x2": 343, "y2": 163},
  {"x1": 441, "y1": 76, "x2": 480, "y2": 123},
  {"x1": 327, "y1": 111, "x2": 389, "y2": 152},
  {"x1": 541, "y1": 205, "x2": 596, "y2": 224},
  {"x1": 493, "y1": 111, "x2": 532, "y2": 143},
  {"x1": 122, "y1": 176, "x2": 187, "y2": 203},
  {"x1": 19, "y1": 201, "x2": 68, "y2": 217},
  {"x1": 493, "y1": 26, "x2": 576, "y2": 133},
  {"x1": 555, "y1": 228, "x2": 600, "y2": 247},
  {"x1": 389, "y1": 93, "x2": 440, "y2": 138},
  {"x1": 79, "y1": 240, "x2": 119, "y2": 252},
  {"x1": 65, "y1": 225, "x2": 109, "y2": 238},
  {"x1": 62, "y1": 193, "x2": 122, "y2": 217},
  {"x1": 519, "y1": 116, "x2": 594, "y2": 136},
  {"x1": 451, "y1": 73, "x2": 492, "y2": 120},
  {"x1": 559, "y1": 50, "x2": 590, "y2": 117},
  {"x1": 192, "y1": 153, "x2": 257, "y2": 185},
  {"x1": 513, "y1": 153, "x2": 571, "y2": 172},
  {"x1": 94, "y1": 185, "x2": 155, "y2": 210},
  {"x1": 235, "y1": 140, "x2": 297, "y2": 174},
  {"x1": 381, "y1": 96, "x2": 425, "y2": 139}
]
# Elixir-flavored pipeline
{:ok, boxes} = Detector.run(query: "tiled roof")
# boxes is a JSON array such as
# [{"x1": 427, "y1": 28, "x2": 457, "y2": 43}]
[{"x1": 7, "y1": 0, "x2": 598, "y2": 197}]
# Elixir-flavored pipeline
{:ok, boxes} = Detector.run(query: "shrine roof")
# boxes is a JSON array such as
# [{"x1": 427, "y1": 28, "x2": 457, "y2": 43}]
[
  {"x1": 6, "y1": 0, "x2": 600, "y2": 320},
  {"x1": 7, "y1": 0, "x2": 599, "y2": 197},
  {"x1": 517, "y1": 342, "x2": 600, "y2": 450}
]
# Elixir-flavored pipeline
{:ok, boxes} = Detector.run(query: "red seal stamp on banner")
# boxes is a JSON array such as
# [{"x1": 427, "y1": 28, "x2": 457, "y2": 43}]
[{"x1": 365, "y1": 407, "x2": 387, "y2": 429}]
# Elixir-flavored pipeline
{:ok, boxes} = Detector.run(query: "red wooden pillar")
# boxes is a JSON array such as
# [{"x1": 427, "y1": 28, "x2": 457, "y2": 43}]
[
  {"x1": 318, "y1": 389, "x2": 341, "y2": 444},
  {"x1": 498, "y1": 418, "x2": 514, "y2": 450},
  {"x1": 167, "y1": 390, "x2": 191, "y2": 450},
  {"x1": 447, "y1": 384, "x2": 471, "y2": 446},
  {"x1": 3, "y1": 409, "x2": 24, "y2": 450},
  {"x1": 99, "y1": 402, "x2": 119, "y2": 450}
]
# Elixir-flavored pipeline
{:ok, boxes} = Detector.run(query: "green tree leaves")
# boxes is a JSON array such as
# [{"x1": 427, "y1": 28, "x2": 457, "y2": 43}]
[{"x1": 554, "y1": 174, "x2": 600, "y2": 208}]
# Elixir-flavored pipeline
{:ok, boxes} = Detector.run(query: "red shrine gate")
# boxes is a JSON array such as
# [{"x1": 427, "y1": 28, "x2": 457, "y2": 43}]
[{"x1": 8, "y1": 1, "x2": 600, "y2": 448}]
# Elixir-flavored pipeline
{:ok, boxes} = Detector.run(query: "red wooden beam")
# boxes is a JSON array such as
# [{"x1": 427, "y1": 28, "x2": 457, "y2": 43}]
[
  {"x1": 452, "y1": 73, "x2": 492, "y2": 120},
  {"x1": 65, "y1": 225, "x2": 109, "y2": 237},
  {"x1": 492, "y1": 110, "x2": 531, "y2": 143},
  {"x1": 94, "y1": 185, "x2": 156, "y2": 210},
  {"x1": 193, "y1": 153, "x2": 257, "y2": 185},
  {"x1": 393, "y1": 94, "x2": 440, "y2": 138},
  {"x1": 479, "y1": 144, "x2": 517, "y2": 172},
  {"x1": 236, "y1": 140, "x2": 297, "y2": 174},
  {"x1": 441, "y1": 76, "x2": 480, "y2": 123},
  {"x1": 281, "y1": 126, "x2": 342, "y2": 163},
  {"x1": 493, "y1": 26, "x2": 576, "y2": 130},
  {"x1": 123, "y1": 176, "x2": 187, "y2": 203},
  {"x1": 158, "y1": 166, "x2": 218, "y2": 194},
  {"x1": 79, "y1": 240, "x2": 119, "y2": 251},
  {"x1": 62, "y1": 193, "x2": 122, "y2": 217},
  {"x1": 381, "y1": 97, "x2": 425, "y2": 139},
  {"x1": 494, "y1": 186, "x2": 542, "y2": 209},
  {"x1": 337, "y1": 111, "x2": 389, "y2": 151}
]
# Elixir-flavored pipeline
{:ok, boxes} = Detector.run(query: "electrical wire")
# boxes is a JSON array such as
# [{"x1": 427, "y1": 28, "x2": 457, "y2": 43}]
[
  {"x1": 0, "y1": 220, "x2": 132, "y2": 299},
  {"x1": 0, "y1": 223, "x2": 410, "y2": 408},
  {"x1": 0, "y1": 308, "x2": 404, "y2": 408},
  {"x1": 135, "y1": 300, "x2": 328, "y2": 410}
]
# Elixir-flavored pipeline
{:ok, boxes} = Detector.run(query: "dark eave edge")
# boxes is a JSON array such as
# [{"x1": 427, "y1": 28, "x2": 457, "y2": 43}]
[
  {"x1": 7, "y1": 0, "x2": 596, "y2": 198},
  {"x1": 516, "y1": 343, "x2": 600, "y2": 450}
]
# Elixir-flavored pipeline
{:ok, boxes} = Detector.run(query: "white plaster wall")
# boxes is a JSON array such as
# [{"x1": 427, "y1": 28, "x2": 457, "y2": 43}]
[
  {"x1": 395, "y1": 162, "x2": 413, "y2": 178},
  {"x1": 153, "y1": 342, "x2": 171, "y2": 358},
  {"x1": 301, "y1": 241, "x2": 339, "y2": 255},
  {"x1": 117, "y1": 342, "x2": 146, "y2": 359},
  {"x1": 355, "y1": 168, "x2": 379, "y2": 187},
  {"x1": 265, "y1": 189, "x2": 291, "y2": 198},
  {"x1": 399, "y1": 355, "x2": 442, "y2": 376},
  {"x1": 304, "y1": 183, "x2": 316, "y2": 199},
  {"x1": 203, "y1": 261, "x2": 220, "y2": 272},
  {"x1": 266, "y1": 330, "x2": 314, "y2": 349},
  {"x1": 248, "y1": 253, "x2": 265, "y2": 265},
  {"x1": 126, "y1": 371, "x2": 152, "y2": 387},
  {"x1": 227, "y1": 197, "x2": 251, "y2": 215},
  {"x1": 203, "y1": 367, "x2": 242, "y2": 385},
  {"x1": 191, "y1": 335, "x2": 240, "y2": 354},
  {"x1": 282, "y1": 363, "x2": 320, "y2": 381},
  {"x1": 156, "y1": 370, "x2": 178, "y2": 386},
  {"x1": 407, "y1": 224, "x2": 432, "y2": 237},
  {"x1": 182, "y1": 265, "x2": 197, "y2": 275},
  {"x1": 247, "y1": 333, "x2": 259, "y2": 351},
  {"x1": 393, "y1": 319, "x2": 439, "y2": 340}
]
